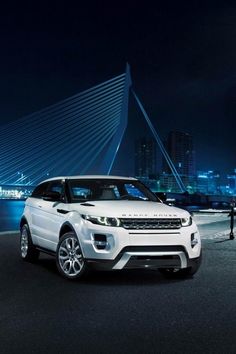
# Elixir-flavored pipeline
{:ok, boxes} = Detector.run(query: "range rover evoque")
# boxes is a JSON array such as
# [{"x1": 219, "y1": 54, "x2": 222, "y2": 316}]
[{"x1": 20, "y1": 176, "x2": 201, "y2": 280}]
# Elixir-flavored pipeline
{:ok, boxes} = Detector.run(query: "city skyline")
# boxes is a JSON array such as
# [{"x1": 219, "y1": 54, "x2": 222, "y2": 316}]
[{"x1": 132, "y1": 130, "x2": 235, "y2": 194}]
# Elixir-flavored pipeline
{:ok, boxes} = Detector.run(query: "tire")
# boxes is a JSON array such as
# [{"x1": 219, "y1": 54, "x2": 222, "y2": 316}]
[
  {"x1": 20, "y1": 224, "x2": 40, "y2": 262},
  {"x1": 56, "y1": 232, "x2": 88, "y2": 280},
  {"x1": 159, "y1": 255, "x2": 202, "y2": 278}
]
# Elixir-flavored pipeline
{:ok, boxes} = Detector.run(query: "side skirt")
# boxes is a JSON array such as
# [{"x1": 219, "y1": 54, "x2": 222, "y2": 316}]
[{"x1": 35, "y1": 246, "x2": 56, "y2": 257}]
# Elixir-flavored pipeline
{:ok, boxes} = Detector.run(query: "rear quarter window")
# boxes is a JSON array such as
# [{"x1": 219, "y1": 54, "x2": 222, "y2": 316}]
[{"x1": 31, "y1": 182, "x2": 49, "y2": 198}]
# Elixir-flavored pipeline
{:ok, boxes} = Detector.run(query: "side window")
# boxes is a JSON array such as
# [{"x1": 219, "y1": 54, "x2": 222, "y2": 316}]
[
  {"x1": 72, "y1": 187, "x2": 91, "y2": 200},
  {"x1": 31, "y1": 182, "x2": 49, "y2": 199},
  {"x1": 48, "y1": 181, "x2": 63, "y2": 195},
  {"x1": 47, "y1": 181, "x2": 65, "y2": 202}
]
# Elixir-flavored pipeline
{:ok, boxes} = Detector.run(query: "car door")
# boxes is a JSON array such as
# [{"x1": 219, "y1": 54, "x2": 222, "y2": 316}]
[
  {"x1": 35, "y1": 180, "x2": 68, "y2": 252},
  {"x1": 28, "y1": 181, "x2": 50, "y2": 246}
]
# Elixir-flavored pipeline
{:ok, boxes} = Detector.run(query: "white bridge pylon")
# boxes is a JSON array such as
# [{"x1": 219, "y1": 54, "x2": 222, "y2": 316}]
[{"x1": 0, "y1": 63, "x2": 185, "y2": 191}]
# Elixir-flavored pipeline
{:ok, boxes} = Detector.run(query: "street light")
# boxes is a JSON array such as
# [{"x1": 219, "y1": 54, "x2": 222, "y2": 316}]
[{"x1": 229, "y1": 200, "x2": 235, "y2": 240}]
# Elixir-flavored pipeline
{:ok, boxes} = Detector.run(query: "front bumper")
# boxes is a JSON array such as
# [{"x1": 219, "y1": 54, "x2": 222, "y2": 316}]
[{"x1": 74, "y1": 219, "x2": 201, "y2": 270}]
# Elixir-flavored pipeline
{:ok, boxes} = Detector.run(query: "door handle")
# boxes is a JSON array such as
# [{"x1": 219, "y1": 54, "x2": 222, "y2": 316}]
[{"x1": 57, "y1": 209, "x2": 69, "y2": 214}]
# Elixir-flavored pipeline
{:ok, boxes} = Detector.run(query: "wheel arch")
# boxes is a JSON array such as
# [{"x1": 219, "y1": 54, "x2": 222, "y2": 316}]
[
  {"x1": 59, "y1": 222, "x2": 77, "y2": 239},
  {"x1": 20, "y1": 216, "x2": 28, "y2": 230}
]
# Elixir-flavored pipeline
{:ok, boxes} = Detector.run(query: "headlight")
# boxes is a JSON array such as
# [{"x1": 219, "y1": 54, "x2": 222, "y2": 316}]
[
  {"x1": 82, "y1": 215, "x2": 121, "y2": 227},
  {"x1": 181, "y1": 216, "x2": 192, "y2": 227}
]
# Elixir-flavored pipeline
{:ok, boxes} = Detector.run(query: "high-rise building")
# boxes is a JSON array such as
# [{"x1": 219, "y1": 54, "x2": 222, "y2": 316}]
[
  {"x1": 160, "y1": 131, "x2": 196, "y2": 192},
  {"x1": 163, "y1": 131, "x2": 196, "y2": 176},
  {"x1": 135, "y1": 137, "x2": 157, "y2": 179},
  {"x1": 227, "y1": 169, "x2": 236, "y2": 194}
]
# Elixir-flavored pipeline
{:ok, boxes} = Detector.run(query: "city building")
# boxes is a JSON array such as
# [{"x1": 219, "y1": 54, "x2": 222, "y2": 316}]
[
  {"x1": 196, "y1": 170, "x2": 220, "y2": 194},
  {"x1": 163, "y1": 131, "x2": 196, "y2": 176},
  {"x1": 160, "y1": 173, "x2": 197, "y2": 193},
  {"x1": 135, "y1": 137, "x2": 157, "y2": 179},
  {"x1": 0, "y1": 185, "x2": 34, "y2": 199},
  {"x1": 227, "y1": 169, "x2": 236, "y2": 195},
  {"x1": 161, "y1": 131, "x2": 196, "y2": 192}
]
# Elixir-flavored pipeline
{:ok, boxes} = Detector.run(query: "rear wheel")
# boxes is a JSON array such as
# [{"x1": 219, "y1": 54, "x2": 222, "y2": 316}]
[
  {"x1": 20, "y1": 224, "x2": 39, "y2": 262},
  {"x1": 56, "y1": 232, "x2": 88, "y2": 280}
]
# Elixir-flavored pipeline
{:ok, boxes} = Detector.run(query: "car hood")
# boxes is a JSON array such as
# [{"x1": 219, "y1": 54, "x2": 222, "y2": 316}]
[{"x1": 75, "y1": 200, "x2": 189, "y2": 218}]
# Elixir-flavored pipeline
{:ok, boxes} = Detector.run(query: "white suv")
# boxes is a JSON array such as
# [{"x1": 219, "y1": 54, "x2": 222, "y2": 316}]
[{"x1": 20, "y1": 176, "x2": 201, "y2": 280}]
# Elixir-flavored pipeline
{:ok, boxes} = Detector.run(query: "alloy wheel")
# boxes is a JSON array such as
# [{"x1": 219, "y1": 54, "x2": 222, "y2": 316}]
[
  {"x1": 58, "y1": 236, "x2": 84, "y2": 277},
  {"x1": 21, "y1": 227, "x2": 29, "y2": 258}
]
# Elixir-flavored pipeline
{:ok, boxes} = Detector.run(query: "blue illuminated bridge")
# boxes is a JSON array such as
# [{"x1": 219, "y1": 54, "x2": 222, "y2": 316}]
[{"x1": 0, "y1": 64, "x2": 185, "y2": 192}]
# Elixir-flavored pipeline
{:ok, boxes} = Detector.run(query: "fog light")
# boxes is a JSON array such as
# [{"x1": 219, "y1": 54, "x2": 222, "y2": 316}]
[
  {"x1": 191, "y1": 233, "x2": 198, "y2": 248},
  {"x1": 93, "y1": 234, "x2": 107, "y2": 250}
]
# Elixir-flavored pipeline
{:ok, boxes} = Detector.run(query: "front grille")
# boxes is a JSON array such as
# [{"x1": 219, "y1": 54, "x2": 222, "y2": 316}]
[
  {"x1": 124, "y1": 255, "x2": 181, "y2": 269},
  {"x1": 120, "y1": 218, "x2": 181, "y2": 230}
]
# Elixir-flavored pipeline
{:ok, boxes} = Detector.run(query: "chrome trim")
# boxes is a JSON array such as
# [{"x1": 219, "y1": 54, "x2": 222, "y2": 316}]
[
  {"x1": 112, "y1": 253, "x2": 131, "y2": 269},
  {"x1": 178, "y1": 252, "x2": 187, "y2": 268},
  {"x1": 128, "y1": 232, "x2": 181, "y2": 235},
  {"x1": 112, "y1": 251, "x2": 187, "y2": 270}
]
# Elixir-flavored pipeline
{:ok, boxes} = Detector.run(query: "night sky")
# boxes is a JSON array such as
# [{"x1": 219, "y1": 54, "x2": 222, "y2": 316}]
[{"x1": 1, "y1": 1, "x2": 236, "y2": 177}]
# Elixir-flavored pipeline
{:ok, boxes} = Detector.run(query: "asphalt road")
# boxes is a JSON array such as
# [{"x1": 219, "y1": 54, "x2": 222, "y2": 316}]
[
  {"x1": 1, "y1": 232, "x2": 236, "y2": 354},
  {"x1": 198, "y1": 219, "x2": 231, "y2": 239}
]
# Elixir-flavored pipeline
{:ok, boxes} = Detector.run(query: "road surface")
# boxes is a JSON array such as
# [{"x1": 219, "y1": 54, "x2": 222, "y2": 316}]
[
  {"x1": 194, "y1": 213, "x2": 232, "y2": 240},
  {"x1": 0, "y1": 225, "x2": 236, "y2": 354}
]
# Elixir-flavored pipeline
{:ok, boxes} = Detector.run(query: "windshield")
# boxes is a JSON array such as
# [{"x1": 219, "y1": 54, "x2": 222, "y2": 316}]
[{"x1": 67, "y1": 179, "x2": 158, "y2": 203}]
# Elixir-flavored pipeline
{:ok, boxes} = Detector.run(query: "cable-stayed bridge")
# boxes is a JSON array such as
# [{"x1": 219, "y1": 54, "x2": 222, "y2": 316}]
[{"x1": 0, "y1": 64, "x2": 186, "y2": 191}]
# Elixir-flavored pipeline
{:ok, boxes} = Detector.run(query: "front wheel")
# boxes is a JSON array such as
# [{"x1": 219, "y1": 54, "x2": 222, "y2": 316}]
[{"x1": 56, "y1": 232, "x2": 88, "y2": 280}]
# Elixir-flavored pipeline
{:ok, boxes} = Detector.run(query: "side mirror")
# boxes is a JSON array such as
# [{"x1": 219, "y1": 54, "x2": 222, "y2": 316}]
[
  {"x1": 155, "y1": 192, "x2": 167, "y2": 202},
  {"x1": 43, "y1": 191, "x2": 61, "y2": 202}
]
